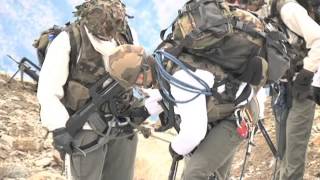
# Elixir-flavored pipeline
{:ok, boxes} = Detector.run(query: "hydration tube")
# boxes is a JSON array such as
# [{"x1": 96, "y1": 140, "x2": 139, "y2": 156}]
[{"x1": 153, "y1": 49, "x2": 212, "y2": 104}]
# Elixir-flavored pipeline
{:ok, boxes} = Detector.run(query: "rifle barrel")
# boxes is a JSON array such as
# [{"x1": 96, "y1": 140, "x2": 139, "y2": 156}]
[{"x1": 6, "y1": 55, "x2": 19, "y2": 64}]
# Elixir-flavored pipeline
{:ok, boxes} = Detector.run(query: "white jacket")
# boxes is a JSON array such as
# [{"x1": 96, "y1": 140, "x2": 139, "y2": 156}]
[
  {"x1": 280, "y1": 2, "x2": 320, "y2": 73},
  {"x1": 37, "y1": 29, "x2": 117, "y2": 131}
]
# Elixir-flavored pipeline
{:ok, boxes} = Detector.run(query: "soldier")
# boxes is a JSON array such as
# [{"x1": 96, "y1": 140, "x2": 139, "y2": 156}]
[
  {"x1": 105, "y1": 39, "x2": 263, "y2": 180},
  {"x1": 242, "y1": 0, "x2": 320, "y2": 179},
  {"x1": 37, "y1": 0, "x2": 150, "y2": 179},
  {"x1": 105, "y1": 0, "x2": 299, "y2": 178}
]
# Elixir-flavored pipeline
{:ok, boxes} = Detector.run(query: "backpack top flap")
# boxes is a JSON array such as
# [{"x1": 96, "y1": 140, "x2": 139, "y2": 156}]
[
  {"x1": 173, "y1": 0, "x2": 232, "y2": 49},
  {"x1": 171, "y1": 1, "x2": 265, "y2": 80}
]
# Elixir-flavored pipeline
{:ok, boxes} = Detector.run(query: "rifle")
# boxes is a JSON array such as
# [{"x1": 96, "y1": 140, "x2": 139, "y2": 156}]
[
  {"x1": 65, "y1": 74, "x2": 126, "y2": 137},
  {"x1": 7, "y1": 55, "x2": 40, "y2": 83}
]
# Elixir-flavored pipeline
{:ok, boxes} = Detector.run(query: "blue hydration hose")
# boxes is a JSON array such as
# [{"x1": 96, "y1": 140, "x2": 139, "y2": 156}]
[{"x1": 152, "y1": 49, "x2": 213, "y2": 104}]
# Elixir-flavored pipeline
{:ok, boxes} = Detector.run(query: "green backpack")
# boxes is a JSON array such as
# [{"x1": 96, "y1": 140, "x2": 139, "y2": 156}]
[
  {"x1": 159, "y1": 0, "x2": 291, "y2": 85},
  {"x1": 32, "y1": 25, "x2": 66, "y2": 67}
]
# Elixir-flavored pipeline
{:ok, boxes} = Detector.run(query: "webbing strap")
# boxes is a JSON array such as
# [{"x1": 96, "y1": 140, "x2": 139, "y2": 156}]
[
  {"x1": 232, "y1": 19, "x2": 265, "y2": 39},
  {"x1": 68, "y1": 27, "x2": 78, "y2": 70}
]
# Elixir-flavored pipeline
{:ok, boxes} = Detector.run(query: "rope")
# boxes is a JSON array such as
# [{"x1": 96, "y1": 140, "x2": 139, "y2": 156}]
[{"x1": 152, "y1": 50, "x2": 213, "y2": 104}]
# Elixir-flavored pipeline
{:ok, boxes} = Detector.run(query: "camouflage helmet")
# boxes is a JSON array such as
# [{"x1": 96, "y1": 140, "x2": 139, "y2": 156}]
[
  {"x1": 74, "y1": 0, "x2": 127, "y2": 40},
  {"x1": 108, "y1": 44, "x2": 148, "y2": 88}
]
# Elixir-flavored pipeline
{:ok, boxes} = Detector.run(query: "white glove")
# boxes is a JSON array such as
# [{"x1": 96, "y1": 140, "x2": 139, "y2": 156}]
[{"x1": 143, "y1": 88, "x2": 163, "y2": 115}]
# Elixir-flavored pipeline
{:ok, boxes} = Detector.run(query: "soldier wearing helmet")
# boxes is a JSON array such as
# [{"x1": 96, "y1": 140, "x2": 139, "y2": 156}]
[
  {"x1": 108, "y1": 38, "x2": 262, "y2": 179},
  {"x1": 37, "y1": 1, "x2": 150, "y2": 179},
  {"x1": 241, "y1": 0, "x2": 320, "y2": 179}
]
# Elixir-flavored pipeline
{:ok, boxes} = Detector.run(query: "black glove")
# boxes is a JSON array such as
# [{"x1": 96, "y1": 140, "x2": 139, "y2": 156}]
[
  {"x1": 312, "y1": 86, "x2": 320, "y2": 105},
  {"x1": 52, "y1": 128, "x2": 74, "y2": 156},
  {"x1": 169, "y1": 144, "x2": 183, "y2": 161},
  {"x1": 292, "y1": 69, "x2": 314, "y2": 100}
]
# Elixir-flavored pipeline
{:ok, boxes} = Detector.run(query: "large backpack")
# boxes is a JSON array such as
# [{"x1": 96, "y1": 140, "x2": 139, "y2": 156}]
[
  {"x1": 153, "y1": 0, "x2": 293, "y2": 125},
  {"x1": 159, "y1": 0, "x2": 291, "y2": 85},
  {"x1": 32, "y1": 24, "x2": 67, "y2": 67}
]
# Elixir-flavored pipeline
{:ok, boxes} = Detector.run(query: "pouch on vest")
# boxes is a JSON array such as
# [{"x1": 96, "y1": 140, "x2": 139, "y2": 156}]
[
  {"x1": 265, "y1": 31, "x2": 290, "y2": 82},
  {"x1": 64, "y1": 80, "x2": 90, "y2": 111}
]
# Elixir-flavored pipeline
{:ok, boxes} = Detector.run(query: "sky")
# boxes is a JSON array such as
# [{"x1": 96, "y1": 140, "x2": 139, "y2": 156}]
[{"x1": 0, "y1": 0, "x2": 188, "y2": 74}]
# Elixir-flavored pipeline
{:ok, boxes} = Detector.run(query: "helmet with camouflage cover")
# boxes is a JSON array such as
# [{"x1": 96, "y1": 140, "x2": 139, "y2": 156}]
[
  {"x1": 108, "y1": 44, "x2": 149, "y2": 88},
  {"x1": 74, "y1": 0, "x2": 127, "y2": 40}
]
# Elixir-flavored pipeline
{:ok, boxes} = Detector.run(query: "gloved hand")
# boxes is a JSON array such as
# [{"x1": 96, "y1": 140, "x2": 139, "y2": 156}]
[
  {"x1": 52, "y1": 128, "x2": 74, "y2": 157},
  {"x1": 292, "y1": 69, "x2": 314, "y2": 100},
  {"x1": 169, "y1": 144, "x2": 183, "y2": 161},
  {"x1": 312, "y1": 86, "x2": 320, "y2": 105}
]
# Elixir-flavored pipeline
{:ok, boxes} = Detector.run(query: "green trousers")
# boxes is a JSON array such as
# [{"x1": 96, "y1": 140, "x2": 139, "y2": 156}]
[
  {"x1": 181, "y1": 97, "x2": 259, "y2": 180},
  {"x1": 182, "y1": 120, "x2": 243, "y2": 180},
  {"x1": 68, "y1": 130, "x2": 138, "y2": 180},
  {"x1": 276, "y1": 98, "x2": 315, "y2": 180}
]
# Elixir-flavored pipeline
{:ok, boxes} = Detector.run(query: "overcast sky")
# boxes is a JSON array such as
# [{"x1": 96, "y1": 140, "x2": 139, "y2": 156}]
[{"x1": 0, "y1": 0, "x2": 187, "y2": 73}]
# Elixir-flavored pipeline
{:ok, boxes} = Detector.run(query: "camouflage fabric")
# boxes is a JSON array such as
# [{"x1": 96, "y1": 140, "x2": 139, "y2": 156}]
[
  {"x1": 61, "y1": 21, "x2": 130, "y2": 112},
  {"x1": 108, "y1": 45, "x2": 146, "y2": 88},
  {"x1": 173, "y1": 1, "x2": 264, "y2": 49},
  {"x1": 75, "y1": 0, "x2": 128, "y2": 41}
]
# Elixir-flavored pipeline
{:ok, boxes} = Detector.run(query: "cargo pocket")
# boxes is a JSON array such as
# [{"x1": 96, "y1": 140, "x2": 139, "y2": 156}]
[{"x1": 70, "y1": 130, "x2": 108, "y2": 178}]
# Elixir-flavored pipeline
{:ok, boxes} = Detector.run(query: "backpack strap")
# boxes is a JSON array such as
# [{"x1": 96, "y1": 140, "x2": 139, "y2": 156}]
[{"x1": 65, "y1": 23, "x2": 82, "y2": 75}]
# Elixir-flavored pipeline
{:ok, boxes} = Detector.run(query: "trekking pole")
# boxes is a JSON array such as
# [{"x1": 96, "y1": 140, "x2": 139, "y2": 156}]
[
  {"x1": 168, "y1": 157, "x2": 179, "y2": 180},
  {"x1": 239, "y1": 126, "x2": 257, "y2": 180},
  {"x1": 257, "y1": 119, "x2": 278, "y2": 158}
]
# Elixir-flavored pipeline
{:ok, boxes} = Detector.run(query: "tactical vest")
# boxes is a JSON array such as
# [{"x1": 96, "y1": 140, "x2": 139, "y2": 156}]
[
  {"x1": 62, "y1": 21, "x2": 134, "y2": 114},
  {"x1": 270, "y1": 0, "x2": 309, "y2": 74},
  {"x1": 172, "y1": 52, "x2": 267, "y2": 122}
]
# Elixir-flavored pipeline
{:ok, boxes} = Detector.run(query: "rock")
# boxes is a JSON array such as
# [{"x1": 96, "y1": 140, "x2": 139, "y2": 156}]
[
  {"x1": 0, "y1": 79, "x2": 6, "y2": 84},
  {"x1": 52, "y1": 151, "x2": 63, "y2": 165},
  {"x1": 0, "y1": 109, "x2": 7, "y2": 114},
  {"x1": 0, "y1": 164, "x2": 29, "y2": 179},
  {"x1": 1, "y1": 134, "x2": 14, "y2": 147},
  {"x1": 312, "y1": 136, "x2": 320, "y2": 146},
  {"x1": 0, "y1": 150, "x2": 9, "y2": 159},
  {"x1": 35, "y1": 157, "x2": 52, "y2": 167},
  {"x1": 10, "y1": 96, "x2": 21, "y2": 101},
  {"x1": 13, "y1": 138, "x2": 43, "y2": 152},
  {"x1": 0, "y1": 140, "x2": 12, "y2": 159},
  {"x1": 28, "y1": 172, "x2": 66, "y2": 180}
]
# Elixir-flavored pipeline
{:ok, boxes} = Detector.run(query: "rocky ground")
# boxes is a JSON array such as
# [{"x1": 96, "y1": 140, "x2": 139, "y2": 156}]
[
  {"x1": 229, "y1": 102, "x2": 320, "y2": 180},
  {"x1": 0, "y1": 73, "x2": 319, "y2": 180}
]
